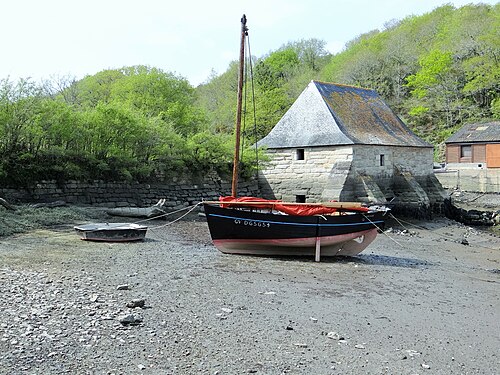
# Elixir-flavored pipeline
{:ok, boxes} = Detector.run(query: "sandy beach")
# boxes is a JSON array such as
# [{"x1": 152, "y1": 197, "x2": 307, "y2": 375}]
[{"x1": 0, "y1": 213, "x2": 499, "y2": 374}]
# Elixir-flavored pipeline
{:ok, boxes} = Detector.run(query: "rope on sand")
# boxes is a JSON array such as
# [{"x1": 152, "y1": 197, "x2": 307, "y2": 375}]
[
  {"x1": 145, "y1": 202, "x2": 203, "y2": 230},
  {"x1": 390, "y1": 213, "x2": 500, "y2": 251},
  {"x1": 388, "y1": 213, "x2": 499, "y2": 284},
  {"x1": 362, "y1": 213, "x2": 405, "y2": 249}
]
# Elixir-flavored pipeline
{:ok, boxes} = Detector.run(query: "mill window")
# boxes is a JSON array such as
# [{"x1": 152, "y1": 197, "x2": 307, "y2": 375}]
[
  {"x1": 296, "y1": 195, "x2": 306, "y2": 203},
  {"x1": 296, "y1": 148, "x2": 305, "y2": 160}
]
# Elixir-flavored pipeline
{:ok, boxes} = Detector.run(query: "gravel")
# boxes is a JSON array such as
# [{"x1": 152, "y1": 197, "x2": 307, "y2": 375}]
[{"x1": 0, "y1": 215, "x2": 499, "y2": 374}]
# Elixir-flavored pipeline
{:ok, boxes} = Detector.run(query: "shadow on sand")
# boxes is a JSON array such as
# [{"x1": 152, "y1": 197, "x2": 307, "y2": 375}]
[
  {"x1": 235, "y1": 253, "x2": 432, "y2": 268},
  {"x1": 350, "y1": 253, "x2": 432, "y2": 268}
]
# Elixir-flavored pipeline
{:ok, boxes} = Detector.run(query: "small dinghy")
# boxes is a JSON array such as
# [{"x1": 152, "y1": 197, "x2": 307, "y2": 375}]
[{"x1": 74, "y1": 223, "x2": 148, "y2": 242}]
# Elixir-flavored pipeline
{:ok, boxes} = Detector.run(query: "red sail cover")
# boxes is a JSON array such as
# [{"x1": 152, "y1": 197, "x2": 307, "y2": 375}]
[{"x1": 218, "y1": 196, "x2": 369, "y2": 216}]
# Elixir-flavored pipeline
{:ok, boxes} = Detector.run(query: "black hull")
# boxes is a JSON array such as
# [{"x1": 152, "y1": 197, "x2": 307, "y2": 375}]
[{"x1": 203, "y1": 204, "x2": 387, "y2": 257}]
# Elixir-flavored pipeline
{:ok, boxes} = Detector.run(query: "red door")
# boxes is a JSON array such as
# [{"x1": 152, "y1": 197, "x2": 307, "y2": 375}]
[{"x1": 486, "y1": 144, "x2": 500, "y2": 168}]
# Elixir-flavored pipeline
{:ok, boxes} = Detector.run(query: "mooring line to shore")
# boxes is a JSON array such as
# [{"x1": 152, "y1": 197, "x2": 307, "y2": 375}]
[
  {"x1": 389, "y1": 213, "x2": 500, "y2": 252},
  {"x1": 5, "y1": 202, "x2": 204, "y2": 241},
  {"x1": 73, "y1": 202, "x2": 204, "y2": 237},
  {"x1": 362, "y1": 213, "x2": 405, "y2": 249},
  {"x1": 145, "y1": 202, "x2": 203, "y2": 230},
  {"x1": 387, "y1": 213, "x2": 500, "y2": 284}
]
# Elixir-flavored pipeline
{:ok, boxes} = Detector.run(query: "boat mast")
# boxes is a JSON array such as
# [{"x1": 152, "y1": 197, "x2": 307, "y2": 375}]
[{"x1": 231, "y1": 14, "x2": 248, "y2": 198}]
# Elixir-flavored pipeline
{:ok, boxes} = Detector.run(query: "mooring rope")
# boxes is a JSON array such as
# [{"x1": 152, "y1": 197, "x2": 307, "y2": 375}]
[
  {"x1": 361, "y1": 212, "x2": 405, "y2": 248},
  {"x1": 389, "y1": 213, "x2": 500, "y2": 251},
  {"x1": 358, "y1": 212, "x2": 500, "y2": 284},
  {"x1": 6, "y1": 202, "x2": 204, "y2": 240},
  {"x1": 146, "y1": 202, "x2": 203, "y2": 230},
  {"x1": 131, "y1": 202, "x2": 202, "y2": 225},
  {"x1": 75, "y1": 202, "x2": 204, "y2": 235}
]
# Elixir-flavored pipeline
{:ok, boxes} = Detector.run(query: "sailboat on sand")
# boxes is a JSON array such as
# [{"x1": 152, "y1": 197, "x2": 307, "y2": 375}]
[{"x1": 203, "y1": 15, "x2": 389, "y2": 261}]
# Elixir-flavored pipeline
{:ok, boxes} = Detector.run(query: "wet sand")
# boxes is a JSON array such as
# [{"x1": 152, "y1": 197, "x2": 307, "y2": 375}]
[{"x1": 0, "y1": 216, "x2": 499, "y2": 374}]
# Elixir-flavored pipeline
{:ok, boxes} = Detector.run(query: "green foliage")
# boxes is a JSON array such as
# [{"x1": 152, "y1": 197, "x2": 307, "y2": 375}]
[
  {"x1": 185, "y1": 131, "x2": 233, "y2": 175},
  {"x1": 404, "y1": 49, "x2": 462, "y2": 141},
  {"x1": 254, "y1": 48, "x2": 300, "y2": 90},
  {"x1": 248, "y1": 87, "x2": 293, "y2": 140},
  {"x1": 317, "y1": 3, "x2": 499, "y2": 155},
  {"x1": 197, "y1": 4, "x2": 499, "y2": 162},
  {"x1": 492, "y1": 98, "x2": 500, "y2": 119},
  {"x1": 405, "y1": 50, "x2": 453, "y2": 98},
  {"x1": 195, "y1": 63, "x2": 239, "y2": 133},
  {"x1": 198, "y1": 38, "x2": 330, "y2": 142},
  {"x1": 240, "y1": 145, "x2": 270, "y2": 180},
  {"x1": 285, "y1": 39, "x2": 330, "y2": 71},
  {"x1": 408, "y1": 105, "x2": 429, "y2": 117},
  {"x1": 1, "y1": 3, "x2": 499, "y2": 183},
  {"x1": 0, "y1": 66, "x2": 252, "y2": 186}
]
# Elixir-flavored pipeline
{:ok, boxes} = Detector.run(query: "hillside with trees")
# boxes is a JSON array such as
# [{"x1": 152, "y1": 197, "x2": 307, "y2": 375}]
[
  {"x1": 198, "y1": 3, "x2": 499, "y2": 157},
  {"x1": 320, "y1": 3, "x2": 500, "y2": 155},
  {"x1": 1, "y1": 3, "x2": 498, "y2": 186}
]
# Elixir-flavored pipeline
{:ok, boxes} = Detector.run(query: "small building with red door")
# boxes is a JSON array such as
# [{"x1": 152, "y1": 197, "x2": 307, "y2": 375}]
[{"x1": 445, "y1": 121, "x2": 500, "y2": 169}]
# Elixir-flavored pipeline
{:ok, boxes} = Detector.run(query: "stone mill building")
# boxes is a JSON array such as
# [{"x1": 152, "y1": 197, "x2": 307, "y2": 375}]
[{"x1": 256, "y1": 80, "x2": 447, "y2": 215}]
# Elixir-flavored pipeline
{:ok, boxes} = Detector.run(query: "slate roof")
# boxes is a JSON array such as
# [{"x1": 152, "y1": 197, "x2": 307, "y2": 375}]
[
  {"x1": 257, "y1": 81, "x2": 432, "y2": 149},
  {"x1": 445, "y1": 121, "x2": 500, "y2": 144}
]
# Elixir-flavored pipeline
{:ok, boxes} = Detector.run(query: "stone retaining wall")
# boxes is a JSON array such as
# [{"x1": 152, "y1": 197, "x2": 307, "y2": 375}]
[
  {"x1": 0, "y1": 177, "x2": 260, "y2": 209},
  {"x1": 435, "y1": 169, "x2": 500, "y2": 193}
]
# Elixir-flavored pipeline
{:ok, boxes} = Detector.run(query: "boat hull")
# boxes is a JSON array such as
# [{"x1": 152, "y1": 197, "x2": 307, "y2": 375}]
[
  {"x1": 74, "y1": 223, "x2": 147, "y2": 242},
  {"x1": 203, "y1": 204, "x2": 386, "y2": 257}
]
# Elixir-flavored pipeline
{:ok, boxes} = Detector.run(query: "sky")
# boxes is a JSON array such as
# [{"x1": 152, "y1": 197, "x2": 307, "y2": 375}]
[{"x1": 1, "y1": 0, "x2": 498, "y2": 86}]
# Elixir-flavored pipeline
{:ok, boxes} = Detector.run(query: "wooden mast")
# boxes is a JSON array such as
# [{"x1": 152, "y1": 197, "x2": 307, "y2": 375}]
[{"x1": 231, "y1": 14, "x2": 248, "y2": 198}]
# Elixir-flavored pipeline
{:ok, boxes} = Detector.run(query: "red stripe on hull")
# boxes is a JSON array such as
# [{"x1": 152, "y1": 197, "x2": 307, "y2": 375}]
[{"x1": 213, "y1": 228, "x2": 378, "y2": 257}]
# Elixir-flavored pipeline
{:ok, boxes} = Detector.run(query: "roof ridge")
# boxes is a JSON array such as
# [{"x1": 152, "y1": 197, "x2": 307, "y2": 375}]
[{"x1": 312, "y1": 80, "x2": 376, "y2": 92}]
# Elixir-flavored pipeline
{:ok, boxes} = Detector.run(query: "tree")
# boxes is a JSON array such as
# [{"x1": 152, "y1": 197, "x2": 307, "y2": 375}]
[
  {"x1": 405, "y1": 49, "x2": 463, "y2": 140},
  {"x1": 195, "y1": 62, "x2": 240, "y2": 133},
  {"x1": 254, "y1": 48, "x2": 300, "y2": 90}
]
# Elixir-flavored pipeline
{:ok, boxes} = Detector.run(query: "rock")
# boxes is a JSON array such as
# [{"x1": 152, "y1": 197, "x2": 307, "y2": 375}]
[
  {"x1": 126, "y1": 299, "x2": 145, "y2": 308},
  {"x1": 407, "y1": 350, "x2": 421, "y2": 357},
  {"x1": 32, "y1": 200, "x2": 67, "y2": 208},
  {"x1": 107, "y1": 200, "x2": 167, "y2": 218},
  {"x1": 421, "y1": 363, "x2": 431, "y2": 369},
  {"x1": 138, "y1": 364, "x2": 146, "y2": 370},
  {"x1": 327, "y1": 332, "x2": 340, "y2": 340},
  {"x1": 444, "y1": 198, "x2": 498, "y2": 226},
  {"x1": 221, "y1": 307, "x2": 233, "y2": 314},
  {"x1": 117, "y1": 284, "x2": 129, "y2": 290},
  {"x1": 118, "y1": 314, "x2": 143, "y2": 325},
  {"x1": 355, "y1": 344, "x2": 365, "y2": 349}
]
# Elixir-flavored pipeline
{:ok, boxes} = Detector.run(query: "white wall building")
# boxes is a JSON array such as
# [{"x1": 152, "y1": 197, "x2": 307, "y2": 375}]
[{"x1": 257, "y1": 81, "x2": 446, "y2": 215}]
